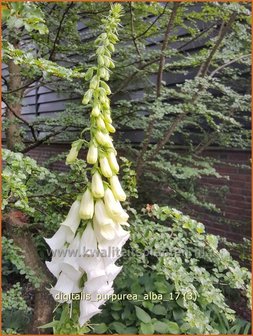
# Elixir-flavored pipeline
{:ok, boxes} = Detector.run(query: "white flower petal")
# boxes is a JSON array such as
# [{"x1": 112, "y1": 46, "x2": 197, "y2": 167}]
[
  {"x1": 79, "y1": 301, "x2": 101, "y2": 326},
  {"x1": 80, "y1": 223, "x2": 97, "y2": 254},
  {"x1": 62, "y1": 200, "x2": 81, "y2": 238},
  {"x1": 54, "y1": 272, "x2": 81, "y2": 295},
  {"x1": 44, "y1": 226, "x2": 69, "y2": 251}
]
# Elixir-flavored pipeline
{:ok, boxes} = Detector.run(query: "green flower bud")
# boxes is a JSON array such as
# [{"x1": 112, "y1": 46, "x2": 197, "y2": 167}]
[
  {"x1": 97, "y1": 116, "x2": 106, "y2": 130},
  {"x1": 90, "y1": 75, "x2": 99, "y2": 90},
  {"x1": 100, "y1": 81, "x2": 111, "y2": 95},
  {"x1": 98, "y1": 55, "x2": 104, "y2": 66},
  {"x1": 85, "y1": 68, "x2": 94, "y2": 81},
  {"x1": 104, "y1": 112, "x2": 112, "y2": 124},
  {"x1": 82, "y1": 89, "x2": 93, "y2": 105},
  {"x1": 106, "y1": 122, "x2": 116, "y2": 133},
  {"x1": 91, "y1": 105, "x2": 100, "y2": 117},
  {"x1": 66, "y1": 146, "x2": 79, "y2": 164},
  {"x1": 87, "y1": 144, "x2": 98, "y2": 164}
]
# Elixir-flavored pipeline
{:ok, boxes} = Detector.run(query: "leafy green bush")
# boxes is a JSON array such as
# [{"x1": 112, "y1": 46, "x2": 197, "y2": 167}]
[{"x1": 91, "y1": 205, "x2": 251, "y2": 334}]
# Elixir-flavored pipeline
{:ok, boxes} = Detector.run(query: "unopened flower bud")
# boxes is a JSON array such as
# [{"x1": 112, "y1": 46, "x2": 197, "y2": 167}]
[
  {"x1": 95, "y1": 131, "x2": 113, "y2": 147},
  {"x1": 100, "y1": 156, "x2": 113, "y2": 178},
  {"x1": 104, "y1": 188, "x2": 121, "y2": 216},
  {"x1": 110, "y1": 175, "x2": 126, "y2": 201},
  {"x1": 104, "y1": 112, "x2": 112, "y2": 124},
  {"x1": 87, "y1": 144, "x2": 98, "y2": 164},
  {"x1": 107, "y1": 152, "x2": 119, "y2": 173},
  {"x1": 98, "y1": 55, "x2": 104, "y2": 66},
  {"x1": 106, "y1": 122, "x2": 116, "y2": 133},
  {"x1": 92, "y1": 172, "x2": 104, "y2": 198},
  {"x1": 100, "y1": 81, "x2": 111, "y2": 95},
  {"x1": 95, "y1": 200, "x2": 114, "y2": 226},
  {"x1": 91, "y1": 105, "x2": 100, "y2": 117},
  {"x1": 82, "y1": 89, "x2": 93, "y2": 105},
  {"x1": 90, "y1": 76, "x2": 99, "y2": 90},
  {"x1": 97, "y1": 116, "x2": 106, "y2": 130},
  {"x1": 79, "y1": 189, "x2": 94, "y2": 220},
  {"x1": 66, "y1": 146, "x2": 79, "y2": 164}
]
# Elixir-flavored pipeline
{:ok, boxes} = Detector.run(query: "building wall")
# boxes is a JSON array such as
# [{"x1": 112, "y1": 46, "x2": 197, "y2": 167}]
[{"x1": 27, "y1": 143, "x2": 251, "y2": 242}]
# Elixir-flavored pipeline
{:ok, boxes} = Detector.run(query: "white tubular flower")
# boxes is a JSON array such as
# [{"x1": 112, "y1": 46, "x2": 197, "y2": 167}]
[
  {"x1": 79, "y1": 189, "x2": 94, "y2": 220},
  {"x1": 93, "y1": 217, "x2": 116, "y2": 241},
  {"x1": 107, "y1": 151, "x2": 119, "y2": 173},
  {"x1": 94, "y1": 200, "x2": 114, "y2": 226},
  {"x1": 99, "y1": 156, "x2": 113, "y2": 178},
  {"x1": 87, "y1": 144, "x2": 98, "y2": 164},
  {"x1": 45, "y1": 200, "x2": 81, "y2": 250},
  {"x1": 104, "y1": 187, "x2": 122, "y2": 216},
  {"x1": 46, "y1": 249, "x2": 66, "y2": 278},
  {"x1": 79, "y1": 302, "x2": 102, "y2": 327},
  {"x1": 80, "y1": 222, "x2": 97, "y2": 254},
  {"x1": 110, "y1": 175, "x2": 126, "y2": 201},
  {"x1": 91, "y1": 172, "x2": 104, "y2": 198},
  {"x1": 50, "y1": 272, "x2": 82, "y2": 302},
  {"x1": 78, "y1": 223, "x2": 106, "y2": 279},
  {"x1": 61, "y1": 234, "x2": 83, "y2": 281},
  {"x1": 113, "y1": 207, "x2": 129, "y2": 223},
  {"x1": 61, "y1": 200, "x2": 81, "y2": 237}
]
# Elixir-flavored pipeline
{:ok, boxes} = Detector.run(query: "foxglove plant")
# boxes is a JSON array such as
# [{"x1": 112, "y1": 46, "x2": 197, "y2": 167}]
[{"x1": 45, "y1": 4, "x2": 129, "y2": 327}]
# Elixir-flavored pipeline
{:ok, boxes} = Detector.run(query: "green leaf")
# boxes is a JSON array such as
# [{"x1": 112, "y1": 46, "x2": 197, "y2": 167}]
[
  {"x1": 154, "y1": 281, "x2": 168, "y2": 293},
  {"x1": 152, "y1": 304, "x2": 167, "y2": 316},
  {"x1": 164, "y1": 321, "x2": 181, "y2": 334},
  {"x1": 135, "y1": 306, "x2": 152, "y2": 323},
  {"x1": 109, "y1": 322, "x2": 126, "y2": 334},
  {"x1": 92, "y1": 323, "x2": 108, "y2": 334},
  {"x1": 139, "y1": 322, "x2": 155, "y2": 334},
  {"x1": 154, "y1": 321, "x2": 170, "y2": 333}
]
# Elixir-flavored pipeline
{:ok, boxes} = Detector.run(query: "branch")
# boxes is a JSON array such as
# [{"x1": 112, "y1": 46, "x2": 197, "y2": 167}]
[
  {"x1": 2, "y1": 75, "x2": 9, "y2": 89},
  {"x1": 49, "y1": 2, "x2": 75, "y2": 60},
  {"x1": 210, "y1": 53, "x2": 251, "y2": 78},
  {"x1": 177, "y1": 22, "x2": 217, "y2": 52},
  {"x1": 135, "y1": 3, "x2": 169, "y2": 40},
  {"x1": 129, "y1": 3, "x2": 142, "y2": 62},
  {"x1": 147, "y1": 12, "x2": 238, "y2": 161},
  {"x1": 136, "y1": 2, "x2": 180, "y2": 178},
  {"x1": 197, "y1": 12, "x2": 237, "y2": 77},
  {"x1": 2, "y1": 97, "x2": 38, "y2": 141},
  {"x1": 21, "y1": 126, "x2": 68, "y2": 153}
]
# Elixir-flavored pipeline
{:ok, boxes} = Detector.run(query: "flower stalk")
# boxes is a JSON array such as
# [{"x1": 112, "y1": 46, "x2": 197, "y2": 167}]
[{"x1": 45, "y1": 4, "x2": 129, "y2": 328}]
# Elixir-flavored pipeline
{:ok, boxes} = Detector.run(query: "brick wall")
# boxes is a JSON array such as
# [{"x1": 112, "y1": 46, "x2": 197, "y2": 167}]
[{"x1": 27, "y1": 144, "x2": 251, "y2": 242}]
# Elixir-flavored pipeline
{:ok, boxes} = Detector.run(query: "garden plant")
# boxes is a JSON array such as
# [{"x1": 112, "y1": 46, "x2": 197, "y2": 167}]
[{"x1": 1, "y1": 1, "x2": 251, "y2": 335}]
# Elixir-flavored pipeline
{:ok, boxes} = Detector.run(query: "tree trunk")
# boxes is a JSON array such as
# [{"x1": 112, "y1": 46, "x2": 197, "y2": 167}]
[
  {"x1": 5, "y1": 39, "x2": 55, "y2": 333},
  {"x1": 6, "y1": 211, "x2": 55, "y2": 334},
  {"x1": 6, "y1": 41, "x2": 23, "y2": 151}
]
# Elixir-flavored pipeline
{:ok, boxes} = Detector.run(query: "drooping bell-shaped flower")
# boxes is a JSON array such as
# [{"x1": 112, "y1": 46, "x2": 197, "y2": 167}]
[
  {"x1": 50, "y1": 272, "x2": 82, "y2": 303},
  {"x1": 94, "y1": 200, "x2": 114, "y2": 226},
  {"x1": 45, "y1": 200, "x2": 81, "y2": 251},
  {"x1": 110, "y1": 175, "x2": 126, "y2": 201},
  {"x1": 79, "y1": 189, "x2": 94, "y2": 220}
]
